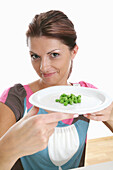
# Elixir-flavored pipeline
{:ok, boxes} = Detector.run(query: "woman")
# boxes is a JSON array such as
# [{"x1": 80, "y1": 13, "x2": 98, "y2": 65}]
[{"x1": 0, "y1": 10, "x2": 113, "y2": 170}]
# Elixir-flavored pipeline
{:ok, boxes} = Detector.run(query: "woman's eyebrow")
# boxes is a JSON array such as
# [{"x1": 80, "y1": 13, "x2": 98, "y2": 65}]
[
  {"x1": 29, "y1": 51, "x2": 37, "y2": 54},
  {"x1": 47, "y1": 49, "x2": 60, "y2": 54},
  {"x1": 29, "y1": 49, "x2": 60, "y2": 55},
  {"x1": 29, "y1": 51, "x2": 40, "y2": 57}
]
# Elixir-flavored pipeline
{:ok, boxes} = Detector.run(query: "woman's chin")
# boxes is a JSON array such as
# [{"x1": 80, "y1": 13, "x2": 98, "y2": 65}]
[{"x1": 41, "y1": 74, "x2": 58, "y2": 85}]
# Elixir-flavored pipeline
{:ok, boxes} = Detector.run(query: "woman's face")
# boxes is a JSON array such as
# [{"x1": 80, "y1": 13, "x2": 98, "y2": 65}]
[{"x1": 28, "y1": 36, "x2": 77, "y2": 86}]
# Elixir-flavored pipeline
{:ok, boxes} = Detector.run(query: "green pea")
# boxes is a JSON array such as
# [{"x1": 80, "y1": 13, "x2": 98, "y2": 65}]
[
  {"x1": 55, "y1": 99, "x2": 59, "y2": 102},
  {"x1": 71, "y1": 94, "x2": 74, "y2": 97},
  {"x1": 71, "y1": 96, "x2": 75, "y2": 101},
  {"x1": 67, "y1": 95, "x2": 71, "y2": 98},
  {"x1": 68, "y1": 98, "x2": 72, "y2": 102},
  {"x1": 67, "y1": 99, "x2": 70, "y2": 104},
  {"x1": 74, "y1": 99, "x2": 77, "y2": 103},
  {"x1": 77, "y1": 98, "x2": 81, "y2": 103},
  {"x1": 74, "y1": 96, "x2": 77, "y2": 99},
  {"x1": 60, "y1": 99, "x2": 64, "y2": 103},
  {"x1": 64, "y1": 102, "x2": 68, "y2": 106},
  {"x1": 63, "y1": 97, "x2": 68, "y2": 101},
  {"x1": 61, "y1": 93, "x2": 67, "y2": 97},
  {"x1": 69, "y1": 100, "x2": 73, "y2": 105}
]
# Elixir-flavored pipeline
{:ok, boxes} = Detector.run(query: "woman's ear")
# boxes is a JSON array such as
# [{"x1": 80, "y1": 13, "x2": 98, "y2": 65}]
[{"x1": 71, "y1": 45, "x2": 79, "y2": 60}]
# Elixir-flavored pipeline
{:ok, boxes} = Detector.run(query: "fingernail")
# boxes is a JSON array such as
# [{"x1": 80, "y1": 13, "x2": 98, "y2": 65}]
[
  {"x1": 84, "y1": 114, "x2": 87, "y2": 117},
  {"x1": 92, "y1": 113, "x2": 96, "y2": 116},
  {"x1": 74, "y1": 114, "x2": 79, "y2": 118}
]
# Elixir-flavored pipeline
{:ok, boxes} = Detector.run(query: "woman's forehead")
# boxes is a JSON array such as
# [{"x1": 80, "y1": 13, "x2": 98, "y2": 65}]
[
  {"x1": 28, "y1": 36, "x2": 69, "y2": 53},
  {"x1": 28, "y1": 36, "x2": 63, "y2": 45}
]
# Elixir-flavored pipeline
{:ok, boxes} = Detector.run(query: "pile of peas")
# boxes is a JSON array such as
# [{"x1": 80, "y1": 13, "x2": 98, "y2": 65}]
[{"x1": 55, "y1": 93, "x2": 81, "y2": 106}]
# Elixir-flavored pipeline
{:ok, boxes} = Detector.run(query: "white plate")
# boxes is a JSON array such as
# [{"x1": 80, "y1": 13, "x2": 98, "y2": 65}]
[{"x1": 29, "y1": 86, "x2": 112, "y2": 114}]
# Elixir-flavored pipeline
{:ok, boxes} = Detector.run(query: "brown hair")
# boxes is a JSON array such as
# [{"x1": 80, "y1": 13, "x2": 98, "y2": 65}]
[{"x1": 26, "y1": 10, "x2": 77, "y2": 78}]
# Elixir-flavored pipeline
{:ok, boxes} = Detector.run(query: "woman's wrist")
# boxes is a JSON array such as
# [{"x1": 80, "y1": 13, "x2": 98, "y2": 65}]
[
  {"x1": 110, "y1": 102, "x2": 113, "y2": 121},
  {"x1": 0, "y1": 131, "x2": 19, "y2": 169}
]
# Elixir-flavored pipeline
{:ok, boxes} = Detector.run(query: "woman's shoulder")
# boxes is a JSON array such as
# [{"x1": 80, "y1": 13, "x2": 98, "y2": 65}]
[
  {"x1": 0, "y1": 83, "x2": 28, "y2": 121},
  {"x1": 0, "y1": 82, "x2": 38, "y2": 121},
  {"x1": 0, "y1": 83, "x2": 27, "y2": 104},
  {"x1": 0, "y1": 80, "x2": 39, "y2": 100}
]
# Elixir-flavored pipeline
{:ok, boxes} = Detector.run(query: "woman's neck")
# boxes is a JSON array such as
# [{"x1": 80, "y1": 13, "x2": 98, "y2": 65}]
[
  {"x1": 39, "y1": 79, "x2": 71, "y2": 89},
  {"x1": 28, "y1": 79, "x2": 71, "y2": 93}
]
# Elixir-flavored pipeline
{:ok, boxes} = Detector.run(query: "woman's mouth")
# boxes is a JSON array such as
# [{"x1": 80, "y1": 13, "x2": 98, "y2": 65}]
[{"x1": 43, "y1": 72, "x2": 57, "y2": 77}]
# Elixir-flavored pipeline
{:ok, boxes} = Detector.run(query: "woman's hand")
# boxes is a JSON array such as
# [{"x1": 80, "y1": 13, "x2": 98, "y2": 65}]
[
  {"x1": 16, "y1": 106, "x2": 75, "y2": 157},
  {"x1": 0, "y1": 106, "x2": 74, "y2": 169},
  {"x1": 83, "y1": 102, "x2": 113, "y2": 121}
]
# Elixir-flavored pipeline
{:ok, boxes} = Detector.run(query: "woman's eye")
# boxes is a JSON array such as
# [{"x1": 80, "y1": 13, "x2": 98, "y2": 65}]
[
  {"x1": 51, "y1": 53, "x2": 59, "y2": 58},
  {"x1": 31, "y1": 54, "x2": 40, "y2": 60}
]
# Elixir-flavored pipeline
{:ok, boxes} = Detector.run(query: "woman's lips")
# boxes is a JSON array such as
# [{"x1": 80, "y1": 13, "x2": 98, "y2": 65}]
[{"x1": 43, "y1": 72, "x2": 56, "y2": 77}]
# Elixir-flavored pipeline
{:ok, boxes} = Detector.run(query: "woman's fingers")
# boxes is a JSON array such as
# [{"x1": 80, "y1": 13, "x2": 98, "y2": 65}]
[
  {"x1": 26, "y1": 107, "x2": 78, "y2": 123},
  {"x1": 42, "y1": 112, "x2": 74, "y2": 124},
  {"x1": 46, "y1": 122, "x2": 58, "y2": 130},
  {"x1": 83, "y1": 102, "x2": 113, "y2": 121},
  {"x1": 84, "y1": 113, "x2": 106, "y2": 121},
  {"x1": 84, "y1": 114, "x2": 103, "y2": 121}
]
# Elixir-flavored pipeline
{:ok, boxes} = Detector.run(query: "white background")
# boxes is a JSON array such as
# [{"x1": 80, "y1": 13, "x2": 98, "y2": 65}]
[{"x1": 0, "y1": 0, "x2": 113, "y2": 139}]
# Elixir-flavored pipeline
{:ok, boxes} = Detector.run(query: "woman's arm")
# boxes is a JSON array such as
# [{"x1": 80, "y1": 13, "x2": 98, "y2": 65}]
[
  {"x1": 0, "y1": 102, "x2": 16, "y2": 137},
  {"x1": 103, "y1": 120, "x2": 113, "y2": 132},
  {"x1": 0, "y1": 135, "x2": 19, "y2": 170},
  {"x1": 0, "y1": 102, "x2": 18, "y2": 169},
  {"x1": 103, "y1": 102, "x2": 113, "y2": 132},
  {"x1": 0, "y1": 104, "x2": 74, "y2": 170}
]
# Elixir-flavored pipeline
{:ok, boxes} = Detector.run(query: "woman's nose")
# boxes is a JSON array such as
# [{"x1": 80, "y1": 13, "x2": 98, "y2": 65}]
[{"x1": 40, "y1": 57, "x2": 50, "y2": 72}]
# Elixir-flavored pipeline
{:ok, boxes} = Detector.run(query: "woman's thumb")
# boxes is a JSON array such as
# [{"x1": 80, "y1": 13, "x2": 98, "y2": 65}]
[{"x1": 24, "y1": 106, "x2": 39, "y2": 118}]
